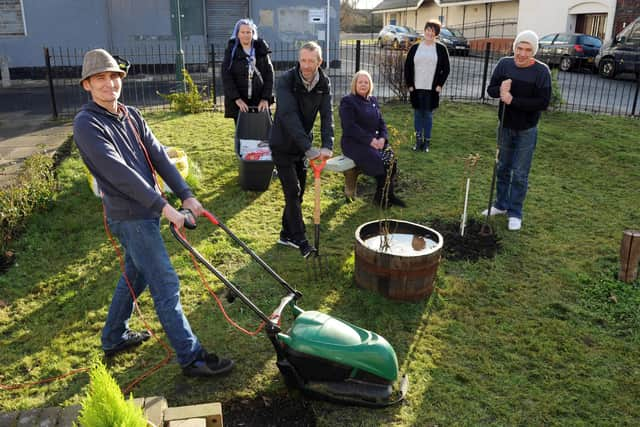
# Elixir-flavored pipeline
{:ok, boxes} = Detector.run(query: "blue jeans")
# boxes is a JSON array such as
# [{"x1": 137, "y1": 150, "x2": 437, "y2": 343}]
[
  {"x1": 414, "y1": 109, "x2": 434, "y2": 140},
  {"x1": 494, "y1": 126, "x2": 538, "y2": 219},
  {"x1": 104, "y1": 218, "x2": 202, "y2": 367}
]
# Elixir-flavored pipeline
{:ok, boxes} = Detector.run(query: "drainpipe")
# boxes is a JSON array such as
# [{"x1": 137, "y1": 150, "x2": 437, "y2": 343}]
[
  {"x1": 1, "y1": 56, "x2": 10, "y2": 88},
  {"x1": 326, "y1": 0, "x2": 330, "y2": 67}
]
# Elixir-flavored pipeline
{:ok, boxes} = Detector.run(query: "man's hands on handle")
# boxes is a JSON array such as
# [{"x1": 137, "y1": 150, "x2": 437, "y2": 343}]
[
  {"x1": 305, "y1": 147, "x2": 333, "y2": 161},
  {"x1": 162, "y1": 197, "x2": 203, "y2": 229}
]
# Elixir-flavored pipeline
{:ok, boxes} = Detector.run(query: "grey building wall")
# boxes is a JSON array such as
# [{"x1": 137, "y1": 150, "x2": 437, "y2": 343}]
[
  {"x1": 0, "y1": 0, "x2": 109, "y2": 67},
  {"x1": 0, "y1": 0, "x2": 207, "y2": 69},
  {"x1": 251, "y1": 0, "x2": 340, "y2": 65}
]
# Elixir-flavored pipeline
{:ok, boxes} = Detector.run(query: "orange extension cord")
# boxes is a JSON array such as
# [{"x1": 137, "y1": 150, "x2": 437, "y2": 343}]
[{"x1": 0, "y1": 211, "x2": 275, "y2": 393}]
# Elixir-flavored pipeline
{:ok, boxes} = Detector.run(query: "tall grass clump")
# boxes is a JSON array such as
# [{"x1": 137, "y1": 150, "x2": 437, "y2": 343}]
[{"x1": 0, "y1": 153, "x2": 56, "y2": 265}]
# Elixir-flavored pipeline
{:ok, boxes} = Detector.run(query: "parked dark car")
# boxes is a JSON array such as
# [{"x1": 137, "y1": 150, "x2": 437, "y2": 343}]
[
  {"x1": 438, "y1": 27, "x2": 470, "y2": 56},
  {"x1": 595, "y1": 17, "x2": 640, "y2": 79},
  {"x1": 536, "y1": 32, "x2": 602, "y2": 71},
  {"x1": 377, "y1": 25, "x2": 422, "y2": 49}
]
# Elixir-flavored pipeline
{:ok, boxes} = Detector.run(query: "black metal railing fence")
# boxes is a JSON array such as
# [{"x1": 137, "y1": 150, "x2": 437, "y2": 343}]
[{"x1": 36, "y1": 41, "x2": 640, "y2": 118}]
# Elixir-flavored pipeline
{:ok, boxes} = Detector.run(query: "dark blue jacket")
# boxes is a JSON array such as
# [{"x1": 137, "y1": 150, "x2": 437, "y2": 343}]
[
  {"x1": 269, "y1": 64, "x2": 334, "y2": 164},
  {"x1": 487, "y1": 57, "x2": 551, "y2": 130},
  {"x1": 74, "y1": 101, "x2": 192, "y2": 220},
  {"x1": 339, "y1": 94, "x2": 388, "y2": 177}
]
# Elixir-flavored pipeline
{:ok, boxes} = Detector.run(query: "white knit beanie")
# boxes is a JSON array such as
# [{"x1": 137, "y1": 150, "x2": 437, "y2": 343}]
[{"x1": 513, "y1": 30, "x2": 539, "y2": 56}]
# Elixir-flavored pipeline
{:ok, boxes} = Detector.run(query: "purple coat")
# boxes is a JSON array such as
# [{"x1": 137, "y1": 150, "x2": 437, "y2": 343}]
[{"x1": 339, "y1": 94, "x2": 388, "y2": 177}]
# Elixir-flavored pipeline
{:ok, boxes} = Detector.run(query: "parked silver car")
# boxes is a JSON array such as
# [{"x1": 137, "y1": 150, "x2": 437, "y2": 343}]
[{"x1": 377, "y1": 25, "x2": 422, "y2": 49}]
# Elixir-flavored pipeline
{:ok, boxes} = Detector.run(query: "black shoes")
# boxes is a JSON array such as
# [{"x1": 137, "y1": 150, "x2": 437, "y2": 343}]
[
  {"x1": 278, "y1": 235, "x2": 316, "y2": 258},
  {"x1": 182, "y1": 350, "x2": 235, "y2": 377},
  {"x1": 277, "y1": 236, "x2": 301, "y2": 249},
  {"x1": 412, "y1": 139, "x2": 431, "y2": 152},
  {"x1": 298, "y1": 240, "x2": 316, "y2": 258},
  {"x1": 104, "y1": 330, "x2": 151, "y2": 357}
]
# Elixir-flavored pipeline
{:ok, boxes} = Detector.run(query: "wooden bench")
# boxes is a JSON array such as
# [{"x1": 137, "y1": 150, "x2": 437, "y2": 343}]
[{"x1": 325, "y1": 155, "x2": 361, "y2": 200}]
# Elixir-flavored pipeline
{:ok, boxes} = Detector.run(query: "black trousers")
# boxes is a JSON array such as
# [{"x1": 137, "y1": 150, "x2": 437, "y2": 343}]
[{"x1": 275, "y1": 158, "x2": 307, "y2": 242}]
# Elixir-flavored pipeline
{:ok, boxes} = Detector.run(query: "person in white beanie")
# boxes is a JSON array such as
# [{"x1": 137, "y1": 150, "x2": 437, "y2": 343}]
[{"x1": 483, "y1": 30, "x2": 551, "y2": 231}]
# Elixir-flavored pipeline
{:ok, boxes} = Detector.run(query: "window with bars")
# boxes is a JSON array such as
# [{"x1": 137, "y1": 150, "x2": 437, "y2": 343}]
[{"x1": 0, "y1": 0, "x2": 26, "y2": 36}]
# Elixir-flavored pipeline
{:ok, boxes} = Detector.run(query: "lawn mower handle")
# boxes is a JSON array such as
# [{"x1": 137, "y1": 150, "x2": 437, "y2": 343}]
[
  {"x1": 201, "y1": 210, "x2": 300, "y2": 298},
  {"x1": 169, "y1": 209, "x2": 302, "y2": 329}
]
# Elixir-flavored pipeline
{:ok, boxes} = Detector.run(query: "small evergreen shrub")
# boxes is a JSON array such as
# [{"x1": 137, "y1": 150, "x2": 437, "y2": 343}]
[
  {"x1": 76, "y1": 360, "x2": 147, "y2": 427},
  {"x1": 159, "y1": 69, "x2": 211, "y2": 114}
]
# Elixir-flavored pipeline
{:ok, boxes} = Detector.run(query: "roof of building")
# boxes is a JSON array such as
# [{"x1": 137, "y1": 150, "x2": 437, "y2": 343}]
[{"x1": 372, "y1": 0, "x2": 423, "y2": 12}]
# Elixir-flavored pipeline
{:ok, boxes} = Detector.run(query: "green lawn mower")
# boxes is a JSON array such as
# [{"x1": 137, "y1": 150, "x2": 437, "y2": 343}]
[{"x1": 170, "y1": 210, "x2": 408, "y2": 407}]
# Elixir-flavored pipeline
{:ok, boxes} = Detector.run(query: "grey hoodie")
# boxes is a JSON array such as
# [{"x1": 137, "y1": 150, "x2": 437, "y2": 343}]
[{"x1": 74, "y1": 101, "x2": 193, "y2": 220}]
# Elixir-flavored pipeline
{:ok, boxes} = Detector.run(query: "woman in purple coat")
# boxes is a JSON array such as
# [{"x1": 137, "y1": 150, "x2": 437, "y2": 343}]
[{"x1": 339, "y1": 70, "x2": 406, "y2": 208}]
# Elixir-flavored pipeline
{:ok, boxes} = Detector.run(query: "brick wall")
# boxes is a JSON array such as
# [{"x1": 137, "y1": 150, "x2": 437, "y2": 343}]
[
  {"x1": 0, "y1": 0, "x2": 25, "y2": 36},
  {"x1": 614, "y1": 0, "x2": 640, "y2": 34}
]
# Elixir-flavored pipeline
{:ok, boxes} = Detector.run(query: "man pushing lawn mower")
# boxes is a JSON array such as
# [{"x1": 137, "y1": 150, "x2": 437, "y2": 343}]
[{"x1": 73, "y1": 49, "x2": 233, "y2": 377}]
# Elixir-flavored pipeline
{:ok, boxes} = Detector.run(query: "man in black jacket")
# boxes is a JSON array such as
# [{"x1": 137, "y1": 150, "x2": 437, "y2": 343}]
[{"x1": 269, "y1": 42, "x2": 334, "y2": 258}]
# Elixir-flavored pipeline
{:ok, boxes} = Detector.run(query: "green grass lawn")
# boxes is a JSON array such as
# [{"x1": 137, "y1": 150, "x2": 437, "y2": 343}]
[{"x1": 1, "y1": 103, "x2": 639, "y2": 425}]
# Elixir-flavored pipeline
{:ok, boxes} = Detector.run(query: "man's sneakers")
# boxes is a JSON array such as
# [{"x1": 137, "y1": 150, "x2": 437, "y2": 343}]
[
  {"x1": 481, "y1": 206, "x2": 507, "y2": 216},
  {"x1": 298, "y1": 240, "x2": 316, "y2": 258},
  {"x1": 104, "y1": 330, "x2": 151, "y2": 357},
  {"x1": 277, "y1": 236, "x2": 300, "y2": 249},
  {"x1": 508, "y1": 217, "x2": 522, "y2": 231},
  {"x1": 278, "y1": 235, "x2": 316, "y2": 258},
  {"x1": 182, "y1": 350, "x2": 235, "y2": 377}
]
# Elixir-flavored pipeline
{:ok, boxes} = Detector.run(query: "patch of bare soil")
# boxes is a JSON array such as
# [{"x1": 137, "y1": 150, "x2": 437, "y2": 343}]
[
  {"x1": 222, "y1": 394, "x2": 316, "y2": 427},
  {"x1": 430, "y1": 218, "x2": 501, "y2": 261}
]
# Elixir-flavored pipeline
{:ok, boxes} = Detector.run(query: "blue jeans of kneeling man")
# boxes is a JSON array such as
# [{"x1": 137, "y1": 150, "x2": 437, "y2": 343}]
[
  {"x1": 103, "y1": 218, "x2": 202, "y2": 367},
  {"x1": 494, "y1": 126, "x2": 538, "y2": 220}
]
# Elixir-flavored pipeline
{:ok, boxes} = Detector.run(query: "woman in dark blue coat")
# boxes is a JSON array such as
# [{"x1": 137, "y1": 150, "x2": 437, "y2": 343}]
[{"x1": 339, "y1": 70, "x2": 406, "y2": 208}]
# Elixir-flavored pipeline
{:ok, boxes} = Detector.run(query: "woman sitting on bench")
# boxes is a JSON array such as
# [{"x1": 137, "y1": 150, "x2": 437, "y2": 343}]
[{"x1": 338, "y1": 70, "x2": 406, "y2": 208}]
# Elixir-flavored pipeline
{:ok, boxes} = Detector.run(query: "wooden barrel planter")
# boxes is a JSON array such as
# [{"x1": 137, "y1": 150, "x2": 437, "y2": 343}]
[{"x1": 354, "y1": 220, "x2": 443, "y2": 302}]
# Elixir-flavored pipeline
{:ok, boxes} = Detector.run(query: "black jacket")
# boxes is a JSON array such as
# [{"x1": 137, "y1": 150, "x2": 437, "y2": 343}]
[
  {"x1": 404, "y1": 42, "x2": 450, "y2": 110},
  {"x1": 269, "y1": 65, "x2": 334, "y2": 164},
  {"x1": 222, "y1": 38, "x2": 274, "y2": 119}
]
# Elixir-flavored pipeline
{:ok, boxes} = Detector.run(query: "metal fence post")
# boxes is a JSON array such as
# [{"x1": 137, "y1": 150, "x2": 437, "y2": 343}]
[
  {"x1": 43, "y1": 47, "x2": 58, "y2": 120},
  {"x1": 480, "y1": 42, "x2": 492, "y2": 103},
  {"x1": 355, "y1": 40, "x2": 361, "y2": 73},
  {"x1": 210, "y1": 44, "x2": 216, "y2": 104},
  {"x1": 632, "y1": 76, "x2": 640, "y2": 117}
]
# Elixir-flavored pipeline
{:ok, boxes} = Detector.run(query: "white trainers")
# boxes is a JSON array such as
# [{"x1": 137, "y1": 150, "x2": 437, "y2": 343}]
[
  {"x1": 508, "y1": 217, "x2": 522, "y2": 231},
  {"x1": 481, "y1": 206, "x2": 507, "y2": 216}
]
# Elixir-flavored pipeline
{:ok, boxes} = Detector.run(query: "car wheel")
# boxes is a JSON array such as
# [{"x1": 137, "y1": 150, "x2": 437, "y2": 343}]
[
  {"x1": 599, "y1": 58, "x2": 616, "y2": 79},
  {"x1": 559, "y1": 57, "x2": 572, "y2": 72},
  {"x1": 392, "y1": 39, "x2": 399, "y2": 49},
  {"x1": 378, "y1": 38, "x2": 384, "y2": 49}
]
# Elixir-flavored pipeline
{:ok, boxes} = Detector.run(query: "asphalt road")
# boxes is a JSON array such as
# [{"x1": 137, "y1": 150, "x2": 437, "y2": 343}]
[{"x1": 1, "y1": 44, "x2": 638, "y2": 119}]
